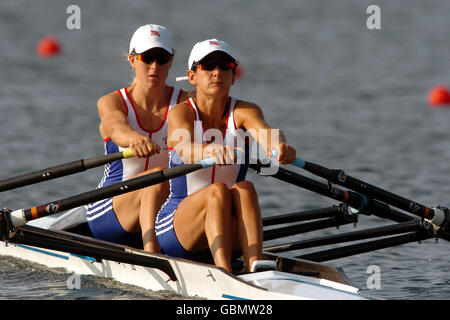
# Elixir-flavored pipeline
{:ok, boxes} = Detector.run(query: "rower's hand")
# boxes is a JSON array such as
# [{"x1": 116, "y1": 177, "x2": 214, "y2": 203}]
[
  {"x1": 128, "y1": 135, "x2": 160, "y2": 158},
  {"x1": 271, "y1": 143, "x2": 296, "y2": 165},
  {"x1": 207, "y1": 144, "x2": 237, "y2": 166}
]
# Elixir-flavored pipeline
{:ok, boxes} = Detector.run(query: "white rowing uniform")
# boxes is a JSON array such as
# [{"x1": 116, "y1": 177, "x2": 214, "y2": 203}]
[
  {"x1": 169, "y1": 96, "x2": 248, "y2": 197},
  {"x1": 155, "y1": 97, "x2": 248, "y2": 258},
  {"x1": 87, "y1": 86, "x2": 182, "y2": 224}
]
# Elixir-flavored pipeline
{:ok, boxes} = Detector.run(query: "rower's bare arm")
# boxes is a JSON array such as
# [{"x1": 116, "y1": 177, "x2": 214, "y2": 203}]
[
  {"x1": 168, "y1": 103, "x2": 197, "y2": 162},
  {"x1": 235, "y1": 101, "x2": 296, "y2": 164},
  {"x1": 97, "y1": 93, "x2": 158, "y2": 157}
]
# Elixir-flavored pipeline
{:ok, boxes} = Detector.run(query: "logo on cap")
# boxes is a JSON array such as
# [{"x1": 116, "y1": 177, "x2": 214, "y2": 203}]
[
  {"x1": 151, "y1": 30, "x2": 161, "y2": 37},
  {"x1": 209, "y1": 40, "x2": 220, "y2": 46}
]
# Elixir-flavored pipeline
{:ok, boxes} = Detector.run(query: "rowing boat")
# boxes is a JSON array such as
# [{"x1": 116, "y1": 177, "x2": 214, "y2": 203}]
[
  {"x1": 1, "y1": 150, "x2": 448, "y2": 300},
  {"x1": 0, "y1": 205, "x2": 368, "y2": 300}
]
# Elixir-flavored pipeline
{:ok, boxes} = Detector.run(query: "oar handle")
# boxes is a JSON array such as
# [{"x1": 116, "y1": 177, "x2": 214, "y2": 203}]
[
  {"x1": 201, "y1": 149, "x2": 243, "y2": 168},
  {"x1": 271, "y1": 149, "x2": 305, "y2": 168},
  {"x1": 122, "y1": 148, "x2": 136, "y2": 159},
  {"x1": 201, "y1": 158, "x2": 216, "y2": 168}
]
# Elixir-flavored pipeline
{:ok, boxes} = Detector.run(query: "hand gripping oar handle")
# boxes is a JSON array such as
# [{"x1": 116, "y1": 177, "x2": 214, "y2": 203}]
[
  {"x1": 269, "y1": 149, "x2": 305, "y2": 168},
  {"x1": 0, "y1": 149, "x2": 136, "y2": 192},
  {"x1": 271, "y1": 150, "x2": 450, "y2": 229},
  {"x1": 1, "y1": 151, "x2": 240, "y2": 239},
  {"x1": 200, "y1": 149, "x2": 244, "y2": 167}
]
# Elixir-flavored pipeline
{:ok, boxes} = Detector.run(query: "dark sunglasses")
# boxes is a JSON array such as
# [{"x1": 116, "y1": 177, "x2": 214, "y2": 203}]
[
  {"x1": 192, "y1": 59, "x2": 237, "y2": 71},
  {"x1": 134, "y1": 50, "x2": 172, "y2": 65}
]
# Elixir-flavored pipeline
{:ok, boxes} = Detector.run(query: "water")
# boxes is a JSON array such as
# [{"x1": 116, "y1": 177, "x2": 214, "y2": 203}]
[
  {"x1": 1, "y1": 0, "x2": 450, "y2": 300},
  {"x1": 0, "y1": 256, "x2": 186, "y2": 300}
]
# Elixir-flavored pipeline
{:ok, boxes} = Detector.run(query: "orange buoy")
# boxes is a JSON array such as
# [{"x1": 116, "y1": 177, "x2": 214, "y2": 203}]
[
  {"x1": 37, "y1": 35, "x2": 61, "y2": 58},
  {"x1": 428, "y1": 85, "x2": 450, "y2": 107}
]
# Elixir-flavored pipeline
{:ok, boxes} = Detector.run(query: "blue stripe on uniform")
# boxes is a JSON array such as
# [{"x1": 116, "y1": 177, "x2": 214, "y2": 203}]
[
  {"x1": 168, "y1": 150, "x2": 188, "y2": 199},
  {"x1": 102, "y1": 140, "x2": 124, "y2": 187}
]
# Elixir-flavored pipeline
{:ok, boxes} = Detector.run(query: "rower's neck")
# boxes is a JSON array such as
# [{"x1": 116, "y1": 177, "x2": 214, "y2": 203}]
[
  {"x1": 128, "y1": 82, "x2": 170, "y2": 111},
  {"x1": 194, "y1": 94, "x2": 229, "y2": 118}
]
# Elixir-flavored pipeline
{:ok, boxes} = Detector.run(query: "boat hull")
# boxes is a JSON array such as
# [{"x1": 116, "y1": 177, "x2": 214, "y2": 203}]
[
  {"x1": 0, "y1": 243, "x2": 366, "y2": 300},
  {"x1": 0, "y1": 207, "x2": 369, "y2": 300}
]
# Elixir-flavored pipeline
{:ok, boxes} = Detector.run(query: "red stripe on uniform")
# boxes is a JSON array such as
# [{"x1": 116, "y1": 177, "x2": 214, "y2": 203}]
[
  {"x1": 211, "y1": 166, "x2": 216, "y2": 184},
  {"x1": 117, "y1": 89, "x2": 129, "y2": 117}
]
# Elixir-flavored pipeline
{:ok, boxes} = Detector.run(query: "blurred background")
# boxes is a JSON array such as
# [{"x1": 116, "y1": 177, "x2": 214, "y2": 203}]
[{"x1": 0, "y1": 0, "x2": 449, "y2": 299}]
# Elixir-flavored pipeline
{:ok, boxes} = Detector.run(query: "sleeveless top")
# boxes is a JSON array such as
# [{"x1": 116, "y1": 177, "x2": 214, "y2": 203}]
[
  {"x1": 86, "y1": 86, "x2": 182, "y2": 221},
  {"x1": 99, "y1": 86, "x2": 181, "y2": 187},
  {"x1": 168, "y1": 97, "x2": 248, "y2": 200}
]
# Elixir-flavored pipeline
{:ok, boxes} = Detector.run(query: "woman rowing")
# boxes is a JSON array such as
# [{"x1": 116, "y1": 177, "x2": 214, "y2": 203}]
[
  {"x1": 156, "y1": 39, "x2": 296, "y2": 272},
  {"x1": 87, "y1": 24, "x2": 188, "y2": 252}
]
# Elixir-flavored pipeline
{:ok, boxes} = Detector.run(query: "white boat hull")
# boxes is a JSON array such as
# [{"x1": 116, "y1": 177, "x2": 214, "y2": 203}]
[{"x1": 0, "y1": 207, "x2": 369, "y2": 300}]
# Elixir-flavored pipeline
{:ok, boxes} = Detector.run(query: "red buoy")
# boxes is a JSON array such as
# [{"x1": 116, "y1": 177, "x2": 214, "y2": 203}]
[
  {"x1": 37, "y1": 35, "x2": 61, "y2": 58},
  {"x1": 428, "y1": 85, "x2": 450, "y2": 107}
]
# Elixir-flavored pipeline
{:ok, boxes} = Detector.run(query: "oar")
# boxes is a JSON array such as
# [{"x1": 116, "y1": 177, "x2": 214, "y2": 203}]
[
  {"x1": 263, "y1": 216, "x2": 354, "y2": 241},
  {"x1": 251, "y1": 162, "x2": 415, "y2": 223},
  {"x1": 0, "y1": 156, "x2": 217, "y2": 239},
  {"x1": 295, "y1": 232, "x2": 432, "y2": 262},
  {"x1": 262, "y1": 205, "x2": 347, "y2": 227},
  {"x1": 264, "y1": 220, "x2": 423, "y2": 253},
  {"x1": 0, "y1": 149, "x2": 136, "y2": 192},
  {"x1": 12, "y1": 224, "x2": 177, "y2": 281},
  {"x1": 271, "y1": 150, "x2": 450, "y2": 230}
]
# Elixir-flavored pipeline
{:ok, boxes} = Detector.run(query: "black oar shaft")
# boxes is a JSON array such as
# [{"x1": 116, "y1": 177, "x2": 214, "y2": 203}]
[
  {"x1": 262, "y1": 205, "x2": 344, "y2": 227},
  {"x1": 295, "y1": 232, "x2": 432, "y2": 262},
  {"x1": 0, "y1": 160, "x2": 81, "y2": 192},
  {"x1": 264, "y1": 220, "x2": 422, "y2": 253},
  {"x1": 20, "y1": 163, "x2": 203, "y2": 224},
  {"x1": 263, "y1": 217, "x2": 352, "y2": 241},
  {"x1": 254, "y1": 165, "x2": 414, "y2": 223},
  {"x1": 0, "y1": 151, "x2": 129, "y2": 192},
  {"x1": 303, "y1": 161, "x2": 435, "y2": 220},
  {"x1": 11, "y1": 226, "x2": 177, "y2": 281},
  {"x1": 257, "y1": 165, "x2": 363, "y2": 208}
]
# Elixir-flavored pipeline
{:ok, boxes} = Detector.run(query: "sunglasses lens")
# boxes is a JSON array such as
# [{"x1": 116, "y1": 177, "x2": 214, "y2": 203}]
[
  {"x1": 157, "y1": 53, "x2": 171, "y2": 64},
  {"x1": 199, "y1": 62, "x2": 216, "y2": 71},
  {"x1": 198, "y1": 60, "x2": 236, "y2": 71},
  {"x1": 138, "y1": 51, "x2": 171, "y2": 65}
]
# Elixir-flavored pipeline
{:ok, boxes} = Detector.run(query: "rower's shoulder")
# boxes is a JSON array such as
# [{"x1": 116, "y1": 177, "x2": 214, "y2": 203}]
[
  {"x1": 169, "y1": 100, "x2": 195, "y2": 121},
  {"x1": 234, "y1": 99, "x2": 263, "y2": 114},
  {"x1": 97, "y1": 89, "x2": 127, "y2": 115},
  {"x1": 97, "y1": 90, "x2": 123, "y2": 107}
]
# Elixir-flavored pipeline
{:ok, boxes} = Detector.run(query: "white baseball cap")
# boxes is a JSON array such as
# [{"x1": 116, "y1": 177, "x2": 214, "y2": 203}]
[
  {"x1": 129, "y1": 24, "x2": 174, "y2": 55},
  {"x1": 188, "y1": 39, "x2": 236, "y2": 69}
]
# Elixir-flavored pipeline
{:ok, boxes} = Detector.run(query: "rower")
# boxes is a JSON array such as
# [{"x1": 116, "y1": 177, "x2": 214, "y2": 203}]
[
  {"x1": 156, "y1": 38, "x2": 297, "y2": 272},
  {"x1": 86, "y1": 24, "x2": 189, "y2": 252}
]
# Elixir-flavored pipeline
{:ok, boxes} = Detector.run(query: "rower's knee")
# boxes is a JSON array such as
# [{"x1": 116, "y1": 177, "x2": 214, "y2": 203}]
[
  {"x1": 232, "y1": 181, "x2": 257, "y2": 195},
  {"x1": 148, "y1": 180, "x2": 169, "y2": 196},
  {"x1": 207, "y1": 182, "x2": 232, "y2": 203}
]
